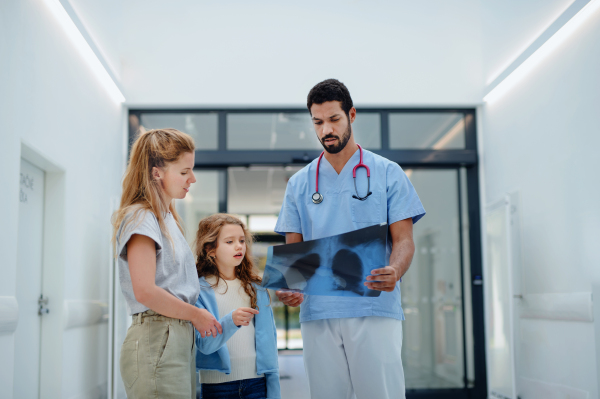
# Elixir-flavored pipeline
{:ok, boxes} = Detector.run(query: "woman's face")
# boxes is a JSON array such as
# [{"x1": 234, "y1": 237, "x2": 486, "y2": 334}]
[{"x1": 154, "y1": 152, "x2": 196, "y2": 202}]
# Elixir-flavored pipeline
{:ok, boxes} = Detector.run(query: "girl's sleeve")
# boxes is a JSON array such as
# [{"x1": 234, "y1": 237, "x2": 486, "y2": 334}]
[
  {"x1": 266, "y1": 307, "x2": 281, "y2": 399},
  {"x1": 194, "y1": 297, "x2": 241, "y2": 354},
  {"x1": 266, "y1": 372, "x2": 281, "y2": 399}
]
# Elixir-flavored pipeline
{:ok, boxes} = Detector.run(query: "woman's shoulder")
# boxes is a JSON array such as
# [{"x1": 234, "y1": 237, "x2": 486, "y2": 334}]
[
  {"x1": 116, "y1": 205, "x2": 161, "y2": 246},
  {"x1": 122, "y1": 205, "x2": 158, "y2": 227}
]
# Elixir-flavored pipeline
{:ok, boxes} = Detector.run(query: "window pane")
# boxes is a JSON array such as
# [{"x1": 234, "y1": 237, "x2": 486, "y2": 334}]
[
  {"x1": 175, "y1": 170, "x2": 220, "y2": 246},
  {"x1": 227, "y1": 166, "x2": 302, "y2": 215},
  {"x1": 353, "y1": 113, "x2": 381, "y2": 149},
  {"x1": 227, "y1": 112, "x2": 381, "y2": 150},
  {"x1": 139, "y1": 113, "x2": 218, "y2": 150},
  {"x1": 227, "y1": 113, "x2": 317, "y2": 150},
  {"x1": 390, "y1": 113, "x2": 465, "y2": 149}
]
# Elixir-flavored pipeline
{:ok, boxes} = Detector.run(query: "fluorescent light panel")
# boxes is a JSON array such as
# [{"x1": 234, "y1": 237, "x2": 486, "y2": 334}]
[
  {"x1": 485, "y1": 0, "x2": 576, "y2": 85},
  {"x1": 484, "y1": 0, "x2": 600, "y2": 104},
  {"x1": 43, "y1": 0, "x2": 125, "y2": 104}
]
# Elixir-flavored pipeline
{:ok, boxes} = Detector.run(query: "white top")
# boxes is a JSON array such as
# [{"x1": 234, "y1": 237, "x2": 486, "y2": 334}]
[{"x1": 200, "y1": 277, "x2": 264, "y2": 384}]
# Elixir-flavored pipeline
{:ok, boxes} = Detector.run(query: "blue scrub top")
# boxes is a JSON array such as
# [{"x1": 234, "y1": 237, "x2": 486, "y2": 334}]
[{"x1": 274, "y1": 148, "x2": 426, "y2": 323}]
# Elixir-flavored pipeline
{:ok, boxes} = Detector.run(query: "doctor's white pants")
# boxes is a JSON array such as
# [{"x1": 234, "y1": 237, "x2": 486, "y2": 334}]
[{"x1": 301, "y1": 316, "x2": 405, "y2": 399}]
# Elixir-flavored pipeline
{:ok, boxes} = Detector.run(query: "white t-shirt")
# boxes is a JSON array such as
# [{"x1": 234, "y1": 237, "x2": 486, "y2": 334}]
[{"x1": 117, "y1": 209, "x2": 200, "y2": 315}]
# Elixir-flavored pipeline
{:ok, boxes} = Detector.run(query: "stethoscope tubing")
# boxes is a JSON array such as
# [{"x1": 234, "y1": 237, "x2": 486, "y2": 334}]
[{"x1": 313, "y1": 144, "x2": 371, "y2": 203}]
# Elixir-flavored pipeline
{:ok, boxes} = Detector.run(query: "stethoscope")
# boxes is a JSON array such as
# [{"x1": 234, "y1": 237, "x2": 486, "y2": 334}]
[{"x1": 311, "y1": 144, "x2": 372, "y2": 204}]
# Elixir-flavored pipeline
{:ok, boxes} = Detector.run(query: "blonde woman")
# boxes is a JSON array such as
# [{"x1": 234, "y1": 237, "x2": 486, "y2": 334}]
[{"x1": 112, "y1": 128, "x2": 222, "y2": 399}]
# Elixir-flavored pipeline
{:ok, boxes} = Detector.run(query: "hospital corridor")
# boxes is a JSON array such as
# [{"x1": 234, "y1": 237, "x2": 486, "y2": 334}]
[{"x1": 1, "y1": 0, "x2": 600, "y2": 398}]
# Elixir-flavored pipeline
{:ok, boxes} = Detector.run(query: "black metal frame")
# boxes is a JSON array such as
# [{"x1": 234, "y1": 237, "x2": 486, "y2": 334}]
[{"x1": 128, "y1": 107, "x2": 486, "y2": 399}]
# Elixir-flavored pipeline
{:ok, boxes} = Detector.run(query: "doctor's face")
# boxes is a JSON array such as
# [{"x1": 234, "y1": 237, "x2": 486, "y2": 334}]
[{"x1": 311, "y1": 101, "x2": 356, "y2": 154}]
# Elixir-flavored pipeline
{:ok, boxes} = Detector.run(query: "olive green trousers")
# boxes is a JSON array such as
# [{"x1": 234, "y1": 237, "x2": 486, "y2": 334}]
[{"x1": 120, "y1": 310, "x2": 196, "y2": 399}]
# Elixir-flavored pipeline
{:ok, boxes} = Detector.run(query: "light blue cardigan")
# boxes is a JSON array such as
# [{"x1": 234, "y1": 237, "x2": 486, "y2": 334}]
[{"x1": 194, "y1": 277, "x2": 281, "y2": 399}]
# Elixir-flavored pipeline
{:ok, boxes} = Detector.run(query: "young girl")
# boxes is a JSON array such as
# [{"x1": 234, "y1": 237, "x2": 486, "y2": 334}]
[
  {"x1": 194, "y1": 214, "x2": 280, "y2": 399},
  {"x1": 112, "y1": 128, "x2": 222, "y2": 399}
]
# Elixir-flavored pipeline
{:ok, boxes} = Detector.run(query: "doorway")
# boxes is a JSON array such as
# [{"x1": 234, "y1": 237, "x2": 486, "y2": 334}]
[
  {"x1": 129, "y1": 107, "x2": 487, "y2": 399},
  {"x1": 14, "y1": 159, "x2": 47, "y2": 398}
]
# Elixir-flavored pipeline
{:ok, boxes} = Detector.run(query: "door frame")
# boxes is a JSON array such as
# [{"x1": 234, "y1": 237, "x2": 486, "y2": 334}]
[
  {"x1": 20, "y1": 141, "x2": 66, "y2": 399},
  {"x1": 128, "y1": 107, "x2": 487, "y2": 399}
]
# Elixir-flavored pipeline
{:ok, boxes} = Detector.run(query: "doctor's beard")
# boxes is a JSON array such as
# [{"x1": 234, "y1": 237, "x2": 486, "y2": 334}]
[{"x1": 320, "y1": 122, "x2": 352, "y2": 154}]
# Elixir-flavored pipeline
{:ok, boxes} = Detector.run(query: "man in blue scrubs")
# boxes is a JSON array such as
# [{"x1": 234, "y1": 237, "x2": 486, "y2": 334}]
[{"x1": 274, "y1": 79, "x2": 425, "y2": 399}]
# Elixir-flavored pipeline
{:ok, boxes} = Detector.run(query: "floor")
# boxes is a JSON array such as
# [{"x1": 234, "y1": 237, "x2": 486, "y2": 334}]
[
  {"x1": 196, "y1": 352, "x2": 461, "y2": 398},
  {"x1": 404, "y1": 366, "x2": 463, "y2": 389},
  {"x1": 195, "y1": 352, "x2": 310, "y2": 399},
  {"x1": 278, "y1": 352, "x2": 311, "y2": 399}
]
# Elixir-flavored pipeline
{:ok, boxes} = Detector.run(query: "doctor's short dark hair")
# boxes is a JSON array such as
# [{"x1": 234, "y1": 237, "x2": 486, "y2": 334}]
[{"x1": 307, "y1": 79, "x2": 354, "y2": 117}]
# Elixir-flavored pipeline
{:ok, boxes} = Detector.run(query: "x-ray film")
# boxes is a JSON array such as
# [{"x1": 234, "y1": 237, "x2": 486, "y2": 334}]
[{"x1": 262, "y1": 223, "x2": 389, "y2": 297}]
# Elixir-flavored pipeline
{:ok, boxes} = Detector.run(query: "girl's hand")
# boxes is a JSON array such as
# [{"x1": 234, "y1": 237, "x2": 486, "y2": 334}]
[
  {"x1": 194, "y1": 308, "x2": 223, "y2": 338},
  {"x1": 233, "y1": 307, "x2": 259, "y2": 327}
]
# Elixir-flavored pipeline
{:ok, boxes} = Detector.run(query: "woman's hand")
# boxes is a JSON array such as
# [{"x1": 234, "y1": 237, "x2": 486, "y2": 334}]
[
  {"x1": 194, "y1": 308, "x2": 223, "y2": 338},
  {"x1": 232, "y1": 307, "x2": 259, "y2": 327}
]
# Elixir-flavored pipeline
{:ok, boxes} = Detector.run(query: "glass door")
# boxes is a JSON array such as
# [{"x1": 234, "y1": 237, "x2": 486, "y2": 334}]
[{"x1": 402, "y1": 168, "x2": 474, "y2": 391}]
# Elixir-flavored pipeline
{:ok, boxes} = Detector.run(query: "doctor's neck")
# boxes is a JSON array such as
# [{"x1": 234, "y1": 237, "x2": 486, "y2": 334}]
[{"x1": 324, "y1": 135, "x2": 358, "y2": 174}]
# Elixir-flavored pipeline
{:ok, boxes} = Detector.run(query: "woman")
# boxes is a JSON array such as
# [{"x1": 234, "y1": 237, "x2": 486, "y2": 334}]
[{"x1": 112, "y1": 128, "x2": 222, "y2": 398}]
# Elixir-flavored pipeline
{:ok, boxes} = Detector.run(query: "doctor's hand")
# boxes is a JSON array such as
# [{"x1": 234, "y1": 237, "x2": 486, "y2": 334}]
[
  {"x1": 276, "y1": 290, "x2": 304, "y2": 307},
  {"x1": 233, "y1": 307, "x2": 259, "y2": 327},
  {"x1": 364, "y1": 267, "x2": 400, "y2": 292}
]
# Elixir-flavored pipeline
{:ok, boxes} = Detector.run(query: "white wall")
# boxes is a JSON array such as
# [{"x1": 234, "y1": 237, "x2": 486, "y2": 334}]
[
  {"x1": 120, "y1": 0, "x2": 483, "y2": 106},
  {"x1": 0, "y1": 0, "x2": 124, "y2": 398},
  {"x1": 480, "y1": 1, "x2": 600, "y2": 397}
]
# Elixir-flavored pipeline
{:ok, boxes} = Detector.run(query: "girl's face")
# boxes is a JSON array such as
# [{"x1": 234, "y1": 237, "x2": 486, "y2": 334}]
[
  {"x1": 153, "y1": 152, "x2": 196, "y2": 203},
  {"x1": 211, "y1": 224, "x2": 247, "y2": 276}
]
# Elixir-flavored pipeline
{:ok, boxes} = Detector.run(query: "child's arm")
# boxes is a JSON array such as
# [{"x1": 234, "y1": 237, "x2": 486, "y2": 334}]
[
  {"x1": 195, "y1": 310, "x2": 239, "y2": 355},
  {"x1": 195, "y1": 301, "x2": 259, "y2": 354}
]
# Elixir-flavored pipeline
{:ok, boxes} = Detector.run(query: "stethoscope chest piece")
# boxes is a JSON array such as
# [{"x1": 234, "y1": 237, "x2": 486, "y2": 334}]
[{"x1": 312, "y1": 192, "x2": 323, "y2": 204}]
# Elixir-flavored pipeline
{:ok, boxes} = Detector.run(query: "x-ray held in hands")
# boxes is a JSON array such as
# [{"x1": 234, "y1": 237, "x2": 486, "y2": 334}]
[{"x1": 262, "y1": 223, "x2": 389, "y2": 297}]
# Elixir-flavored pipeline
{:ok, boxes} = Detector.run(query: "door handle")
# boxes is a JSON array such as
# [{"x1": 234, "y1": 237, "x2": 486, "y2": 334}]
[{"x1": 38, "y1": 294, "x2": 49, "y2": 315}]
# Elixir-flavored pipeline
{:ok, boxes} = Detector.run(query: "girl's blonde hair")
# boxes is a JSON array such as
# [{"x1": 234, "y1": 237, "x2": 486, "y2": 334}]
[
  {"x1": 194, "y1": 214, "x2": 267, "y2": 309},
  {"x1": 112, "y1": 128, "x2": 195, "y2": 251}
]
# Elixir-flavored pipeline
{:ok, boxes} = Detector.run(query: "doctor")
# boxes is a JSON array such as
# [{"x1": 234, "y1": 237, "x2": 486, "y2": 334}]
[{"x1": 274, "y1": 79, "x2": 426, "y2": 399}]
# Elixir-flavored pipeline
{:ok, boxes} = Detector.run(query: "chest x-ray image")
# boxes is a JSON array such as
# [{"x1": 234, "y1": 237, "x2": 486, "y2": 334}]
[{"x1": 262, "y1": 223, "x2": 389, "y2": 297}]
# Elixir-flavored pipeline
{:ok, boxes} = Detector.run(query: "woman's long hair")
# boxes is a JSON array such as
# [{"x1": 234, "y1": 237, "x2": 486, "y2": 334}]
[
  {"x1": 111, "y1": 128, "x2": 195, "y2": 252},
  {"x1": 194, "y1": 214, "x2": 268, "y2": 309}
]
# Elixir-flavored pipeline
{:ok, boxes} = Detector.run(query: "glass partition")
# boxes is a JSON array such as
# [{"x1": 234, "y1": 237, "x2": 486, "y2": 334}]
[
  {"x1": 390, "y1": 112, "x2": 465, "y2": 149},
  {"x1": 175, "y1": 170, "x2": 220, "y2": 245},
  {"x1": 227, "y1": 113, "x2": 317, "y2": 150},
  {"x1": 352, "y1": 112, "x2": 381, "y2": 149},
  {"x1": 138, "y1": 112, "x2": 219, "y2": 150},
  {"x1": 227, "y1": 112, "x2": 381, "y2": 150}
]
